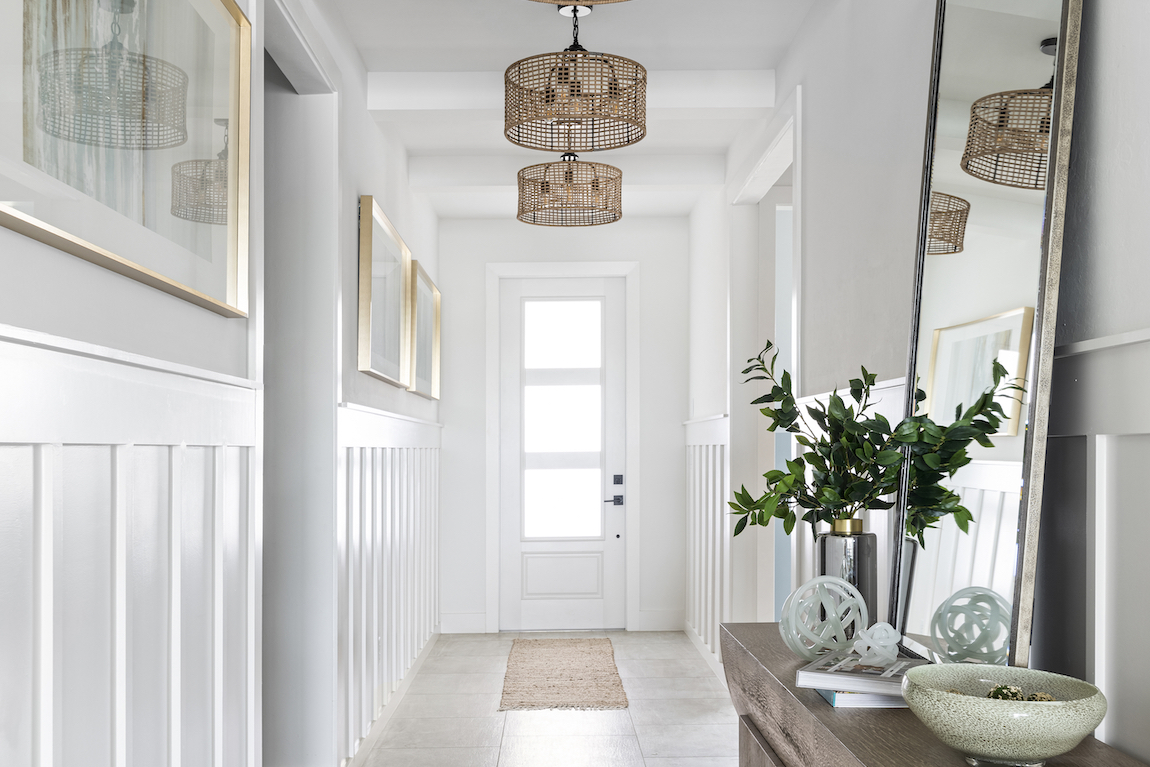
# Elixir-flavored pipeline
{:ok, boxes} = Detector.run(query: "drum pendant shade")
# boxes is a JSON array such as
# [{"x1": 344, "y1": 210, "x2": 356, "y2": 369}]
[
  {"x1": 518, "y1": 154, "x2": 622, "y2": 226},
  {"x1": 960, "y1": 88, "x2": 1053, "y2": 190},
  {"x1": 927, "y1": 192, "x2": 971, "y2": 255},
  {"x1": 505, "y1": 49, "x2": 646, "y2": 152}
]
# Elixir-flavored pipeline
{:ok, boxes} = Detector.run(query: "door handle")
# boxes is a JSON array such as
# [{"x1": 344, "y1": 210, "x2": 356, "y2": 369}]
[{"x1": 604, "y1": 496, "x2": 623, "y2": 506}]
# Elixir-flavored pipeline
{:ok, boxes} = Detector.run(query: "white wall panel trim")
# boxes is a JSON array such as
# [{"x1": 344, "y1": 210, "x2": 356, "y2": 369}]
[
  {"x1": 0, "y1": 323, "x2": 259, "y2": 390},
  {"x1": 685, "y1": 439, "x2": 731, "y2": 664},
  {"x1": 32, "y1": 445, "x2": 55, "y2": 767},
  {"x1": 1055, "y1": 326, "x2": 1150, "y2": 359}
]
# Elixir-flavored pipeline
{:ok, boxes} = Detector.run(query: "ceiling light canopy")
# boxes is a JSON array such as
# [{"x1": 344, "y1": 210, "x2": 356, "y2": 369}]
[
  {"x1": 959, "y1": 39, "x2": 1056, "y2": 190},
  {"x1": 529, "y1": 1, "x2": 632, "y2": 5},
  {"x1": 505, "y1": 6, "x2": 646, "y2": 152},
  {"x1": 927, "y1": 192, "x2": 970, "y2": 255},
  {"x1": 518, "y1": 153, "x2": 622, "y2": 227},
  {"x1": 38, "y1": 0, "x2": 188, "y2": 150}
]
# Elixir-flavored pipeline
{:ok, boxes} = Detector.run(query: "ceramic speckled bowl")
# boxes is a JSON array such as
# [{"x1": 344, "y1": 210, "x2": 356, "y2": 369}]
[{"x1": 902, "y1": 664, "x2": 1107, "y2": 767}]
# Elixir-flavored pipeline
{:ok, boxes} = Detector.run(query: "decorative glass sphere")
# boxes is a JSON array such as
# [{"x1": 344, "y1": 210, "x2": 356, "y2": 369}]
[
  {"x1": 930, "y1": 586, "x2": 1012, "y2": 665},
  {"x1": 853, "y1": 622, "x2": 902, "y2": 666},
  {"x1": 779, "y1": 575, "x2": 870, "y2": 661}
]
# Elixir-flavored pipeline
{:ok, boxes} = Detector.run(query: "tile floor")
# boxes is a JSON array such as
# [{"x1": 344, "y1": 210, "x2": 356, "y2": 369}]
[{"x1": 363, "y1": 631, "x2": 739, "y2": 767}]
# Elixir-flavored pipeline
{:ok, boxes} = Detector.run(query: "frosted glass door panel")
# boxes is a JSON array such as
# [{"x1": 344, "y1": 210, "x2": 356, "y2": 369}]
[
  {"x1": 524, "y1": 301, "x2": 602, "y2": 369},
  {"x1": 524, "y1": 385, "x2": 602, "y2": 453},
  {"x1": 524, "y1": 469, "x2": 602, "y2": 538}
]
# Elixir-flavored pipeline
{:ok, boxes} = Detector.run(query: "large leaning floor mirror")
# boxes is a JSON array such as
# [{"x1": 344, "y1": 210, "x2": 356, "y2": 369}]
[{"x1": 889, "y1": 0, "x2": 1081, "y2": 668}]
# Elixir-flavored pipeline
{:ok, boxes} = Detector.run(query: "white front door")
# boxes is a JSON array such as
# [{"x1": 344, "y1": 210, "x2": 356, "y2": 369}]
[{"x1": 499, "y1": 277, "x2": 626, "y2": 631}]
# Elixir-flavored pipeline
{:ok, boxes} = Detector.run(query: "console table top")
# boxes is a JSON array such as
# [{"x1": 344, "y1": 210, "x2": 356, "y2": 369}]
[{"x1": 720, "y1": 622, "x2": 1146, "y2": 767}]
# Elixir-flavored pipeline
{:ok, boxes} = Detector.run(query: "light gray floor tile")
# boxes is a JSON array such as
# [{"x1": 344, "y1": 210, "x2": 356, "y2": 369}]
[
  {"x1": 515, "y1": 631, "x2": 608, "y2": 640},
  {"x1": 503, "y1": 709, "x2": 635, "y2": 737},
  {"x1": 393, "y1": 694, "x2": 504, "y2": 719},
  {"x1": 407, "y1": 673, "x2": 507, "y2": 695},
  {"x1": 606, "y1": 631, "x2": 692, "y2": 644},
  {"x1": 611, "y1": 642, "x2": 702, "y2": 660},
  {"x1": 431, "y1": 640, "x2": 515, "y2": 658},
  {"x1": 634, "y1": 724, "x2": 739, "y2": 758},
  {"x1": 628, "y1": 698, "x2": 738, "y2": 726},
  {"x1": 615, "y1": 659, "x2": 715, "y2": 678},
  {"x1": 375, "y1": 717, "x2": 505, "y2": 749},
  {"x1": 439, "y1": 632, "x2": 519, "y2": 641},
  {"x1": 420, "y1": 655, "x2": 508, "y2": 674},
  {"x1": 644, "y1": 758, "x2": 740, "y2": 767},
  {"x1": 621, "y1": 676, "x2": 730, "y2": 699},
  {"x1": 363, "y1": 747, "x2": 500, "y2": 766},
  {"x1": 498, "y1": 735, "x2": 644, "y2": 767}
]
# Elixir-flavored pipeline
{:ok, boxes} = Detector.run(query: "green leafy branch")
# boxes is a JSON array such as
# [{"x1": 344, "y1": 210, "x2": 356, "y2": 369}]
[{"x1": 729, "y1": 341, "x2": 1024, "y2": 546}]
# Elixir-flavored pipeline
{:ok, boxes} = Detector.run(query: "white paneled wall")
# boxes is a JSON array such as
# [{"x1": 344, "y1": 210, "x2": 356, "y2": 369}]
[
  {"x1": 904, "y1": 461, "x2": 1022, "y2": 637},
  {"x1": 336, "y1": 405, "x2": 440, "y2": 764},
  {"x1": 0, "y1": 328, "x2": 258, "y2": 767},
  {"x1": 685, "y1": 417, "x2": 731, "y2": 660}
]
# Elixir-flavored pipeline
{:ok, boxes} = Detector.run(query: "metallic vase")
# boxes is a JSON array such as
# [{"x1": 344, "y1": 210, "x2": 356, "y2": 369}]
[{"x1": 815, "y1": 519, "x2": 878, "y2": 630}]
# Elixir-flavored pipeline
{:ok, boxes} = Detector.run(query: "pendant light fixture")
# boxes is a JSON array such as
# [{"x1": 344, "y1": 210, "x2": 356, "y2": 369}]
[
  {"x1": 171, "y1": 119, "x2": 230, "y2": 225},
  {"x1": 37, "y1": 0, "x2": 188, "y2": 150},
  {"x1": 505, "y1": 5, "x2": 647, "y2": 152},
  {"x1": 518, "y1": 153, "x2": 622, "y2": 226},
  {"x1": 530, "y1": 0, "x2": 632, "y2": 5},
  {"x1": 927, "y1": 192, "x2": 970, "y2": 255},
  {"x1": 960, "y1": 39, "x2": 1056, "y2": 190}
]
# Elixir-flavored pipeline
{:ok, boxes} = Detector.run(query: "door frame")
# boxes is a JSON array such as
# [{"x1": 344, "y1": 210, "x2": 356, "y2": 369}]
[{"x1": 485, "y1": 262, "x2": 641, "y2": 633}]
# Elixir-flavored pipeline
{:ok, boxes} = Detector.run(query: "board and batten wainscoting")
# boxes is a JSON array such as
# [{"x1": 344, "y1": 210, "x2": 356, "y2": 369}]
[
  {"x1": 685, "y1": 414, "x2": 732, "y2": 670},
  {"x1": 0, "y1": 325, "x2": 259, "y2": 767},
  {"x1": 336, "y1": 403, "x2": 441, "y2": 764}
]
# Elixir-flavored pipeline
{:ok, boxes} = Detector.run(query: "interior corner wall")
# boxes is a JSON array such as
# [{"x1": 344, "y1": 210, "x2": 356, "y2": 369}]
[
  {"x1": 775, "y1": 0, "x2": 936, "y2": 396},
  {"x1": 437, "y1": 217, "x2": 689, "y2": 632},
  {"x1": 1037, "y1": 1, "x2": 1150, "y2": 761}
]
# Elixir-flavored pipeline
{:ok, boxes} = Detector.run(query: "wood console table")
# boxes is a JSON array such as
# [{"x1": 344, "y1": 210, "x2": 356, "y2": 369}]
[{"x1": 721, "y1": 623, "x2": 1147, "y2": 767}]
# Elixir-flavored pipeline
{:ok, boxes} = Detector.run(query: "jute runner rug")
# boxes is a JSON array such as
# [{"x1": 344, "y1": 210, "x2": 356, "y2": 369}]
[{"x1": 499, "y1": 638, "x2": 629, "y2": 711}]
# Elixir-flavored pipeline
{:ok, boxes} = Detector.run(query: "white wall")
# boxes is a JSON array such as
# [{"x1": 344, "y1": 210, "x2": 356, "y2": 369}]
[
  {"x1": 1035, "y1": 1, "x2": 1150, "y2": 761},
  {"x1": 437, "y1": 217, "x2": 689, "y2": 633},
  {"x1": 774, "y1": 0, "x2": 937, "y2": 396}
]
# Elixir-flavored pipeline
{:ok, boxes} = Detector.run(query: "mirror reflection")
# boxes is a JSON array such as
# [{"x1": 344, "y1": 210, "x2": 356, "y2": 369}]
[{"x1": 901, "y1": 0, "x2": 1063, "y2": 663}]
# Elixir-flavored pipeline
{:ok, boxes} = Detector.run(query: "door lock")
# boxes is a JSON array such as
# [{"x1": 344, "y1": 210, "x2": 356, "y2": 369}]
[{"x1": 603, "y1": 495, "x2": 624, "y2": 506}]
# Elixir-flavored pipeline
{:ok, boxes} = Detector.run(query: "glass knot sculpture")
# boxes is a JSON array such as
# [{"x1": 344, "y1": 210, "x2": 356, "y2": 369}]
[
  {"x1": 930, "y1": 586, "x2": 1012, "y2": 665},
  {"x1": 779, "y1": 575, "x2": 870, "y2": 661},
  {"x1": 853, "y1": 622, "x2": 902, "y2": 666}
]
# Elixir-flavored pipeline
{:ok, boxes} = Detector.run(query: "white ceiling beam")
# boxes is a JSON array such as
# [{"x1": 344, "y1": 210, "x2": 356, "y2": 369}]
[
  {"x1": 409, "y1": 154, "x2": 726, "y2": 191},
  {"x1": 367, "y1": 69, "x2": 774, "y2": 117}
]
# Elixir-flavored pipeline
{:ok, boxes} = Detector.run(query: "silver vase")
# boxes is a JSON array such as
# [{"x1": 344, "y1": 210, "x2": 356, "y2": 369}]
[{"x1": 815, "y1": 519, "x2": 878, "y2": 631}]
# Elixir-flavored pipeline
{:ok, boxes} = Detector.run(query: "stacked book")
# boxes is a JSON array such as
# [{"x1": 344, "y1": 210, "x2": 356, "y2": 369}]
[{"x1": 795, "y1": 652, "x2": 930, "y2": 708}]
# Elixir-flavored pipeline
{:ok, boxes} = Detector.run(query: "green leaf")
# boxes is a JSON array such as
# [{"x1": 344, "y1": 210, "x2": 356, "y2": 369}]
[
  {"x1": 923, "y1": 452, "x2": 942, "y2": 470},
  {"x1": 783, "y1": 512, "x2": 797, "y2": 535},
  {"x1": 734, "y1": 516, "x2": 749, "y2": 536},
  {"x1": 876, "y1": 450, "x2": 902, "y2": 466}
]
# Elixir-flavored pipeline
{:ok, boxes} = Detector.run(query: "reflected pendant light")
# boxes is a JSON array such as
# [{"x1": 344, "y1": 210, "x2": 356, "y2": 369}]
[
  {"x1": 960, "y1": 39, "x2": 1056, "y2": 190},
  {"x1": 518, "y1": 152, "x2": 622, "y2": 226},
  {"x1": 505, "y1": 5, "x2": 646, "y2": 152},
  {"x1": 927, "y1": 192, "x2": 970, "y2": 255},
  {"x1": 38, "y1": 0, "x2": 188, "y2": 150},
  {"x1": 171, "y1": 119, "x2": 229, "y2": 225}
]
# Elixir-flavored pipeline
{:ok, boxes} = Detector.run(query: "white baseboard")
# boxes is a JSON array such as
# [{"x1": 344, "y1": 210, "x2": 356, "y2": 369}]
[
  {"x1": 348, "y1": 632, "x2": 441, "y2": 767},
  {"x1": 440, "y1": 612, "x2": 489, "y2": 634},
  {"x1": 685, "y1": 621, "x2": 728, "y2": 690}
]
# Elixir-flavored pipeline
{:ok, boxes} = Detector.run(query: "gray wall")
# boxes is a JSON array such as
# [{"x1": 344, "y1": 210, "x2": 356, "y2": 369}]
[{"x1": 1033, "y1": 1, "x2": 1150, "y2": 761}]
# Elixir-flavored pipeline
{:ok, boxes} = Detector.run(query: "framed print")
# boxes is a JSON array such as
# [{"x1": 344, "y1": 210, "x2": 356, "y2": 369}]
[
  {"x1": 357, "y1": 195, "x2": 411, "y2": 387},
  {"x1": 408, "y1": 261, "x2": 441, "y2": 400},
  {"x1": 925, "y1": 307, "x2": 1034, "y2": 436},
  {"x1": 3, "y1": 0, "x2": 251, "y2": 317}
]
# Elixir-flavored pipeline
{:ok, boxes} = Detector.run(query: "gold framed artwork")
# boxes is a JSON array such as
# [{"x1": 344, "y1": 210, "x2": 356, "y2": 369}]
[
  {"x1": 4, "y1": 0, "x2": 252, "y2": 317},
  {"x1": 924, "y1": 307, "x2": 1034, "y2": 436},
  {"x1": 358, "y1": 195, "x2": 412, "y2": 388},
  {"x1": 408, "y1": 261, "x2": 441, "y2": 400}
]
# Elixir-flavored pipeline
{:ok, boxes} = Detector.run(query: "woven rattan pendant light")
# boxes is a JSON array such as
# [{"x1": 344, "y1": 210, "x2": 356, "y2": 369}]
[
  {"x1": 171, "y1": 119, "x2": 230, "y2": 225},
  {"x1": 505, "y1": 6, "x2": 646, "y2": 152},
  {"x1": 38, "y1": 0, "x2": 188, "y2": 150},
  {"x1": 960, "y1": 39, "x2": 1056, "y2": 190},
  {"x1": 927, "y1": 192, "x2": 971, "y2": 254},
  {"x1": 518, "y1": 153, "x2": 622, "y2": 226}
]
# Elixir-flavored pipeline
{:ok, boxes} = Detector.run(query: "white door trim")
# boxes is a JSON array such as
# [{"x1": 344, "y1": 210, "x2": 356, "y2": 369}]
[{"x1": 485, "y1": 261, "x2": 641, "y2": 633}]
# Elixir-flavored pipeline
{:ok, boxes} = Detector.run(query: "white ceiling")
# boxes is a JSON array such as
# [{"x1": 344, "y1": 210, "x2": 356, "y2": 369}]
[{"x1": 330, "y1": 0, "x2": 819, "y2": 73}]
